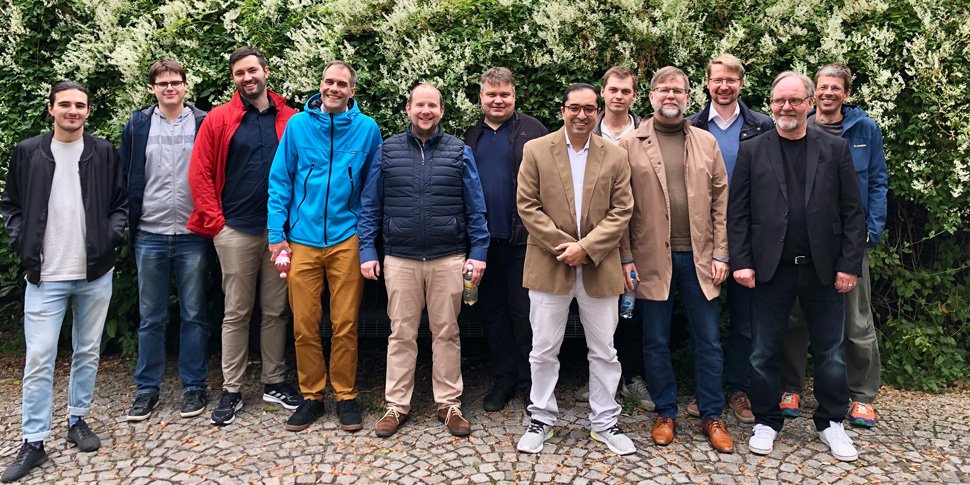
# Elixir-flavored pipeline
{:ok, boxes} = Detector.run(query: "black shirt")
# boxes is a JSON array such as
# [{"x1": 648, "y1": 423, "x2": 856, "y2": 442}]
[
  {"x1": 779, "y1": 135, "x2": 811, "y2": 262},
  {"x1": 222, "y1": 97, "x2": 279, "y2": 235}
]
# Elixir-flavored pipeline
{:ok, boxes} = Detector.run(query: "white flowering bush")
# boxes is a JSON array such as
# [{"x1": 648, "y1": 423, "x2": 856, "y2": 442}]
[{"x1": 0, "y1": 0, "x2": 966, "y2": 390}]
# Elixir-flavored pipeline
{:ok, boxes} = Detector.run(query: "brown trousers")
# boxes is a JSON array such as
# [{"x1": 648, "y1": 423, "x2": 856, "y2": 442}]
[{"x1": 289, "y1": 237, "x2": 363, "y2": 401}]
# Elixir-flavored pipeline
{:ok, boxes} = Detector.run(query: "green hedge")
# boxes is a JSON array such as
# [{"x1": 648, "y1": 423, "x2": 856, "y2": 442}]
[{"x1": 0, "y1": 0, "x2": 967, "y2": 391}]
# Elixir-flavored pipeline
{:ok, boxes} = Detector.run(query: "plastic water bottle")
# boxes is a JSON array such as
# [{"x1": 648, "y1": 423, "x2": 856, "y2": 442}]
[
  {"x1": 620, "y1": 270, "x2": 637, "y2": 319},
  {"x1": 275, "y1": 250, "x2": 291, "y2": 279},
  {"x1": 462, "y1": 264, "x2": 478, "y2": 305}
]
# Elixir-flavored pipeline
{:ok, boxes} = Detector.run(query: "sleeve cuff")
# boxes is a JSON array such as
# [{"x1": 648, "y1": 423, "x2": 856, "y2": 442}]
[
  {"x1": 360, "y1": 247, "x2": 379, "y2": 263},
  {"x1": 468, "y1": 247, "x2": 489, "y2": 262},
  {"x1": 713, "y1": 255, "x2": 729, "y2": 263}
]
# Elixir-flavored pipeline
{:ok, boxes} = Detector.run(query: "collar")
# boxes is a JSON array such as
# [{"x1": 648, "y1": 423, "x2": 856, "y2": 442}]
[
  {"x1": 564, "y1": 130, "x2": 591, "y2": 153},
  {"x1": 708, "y1": 102, "x2": 741, "y2": 126}
]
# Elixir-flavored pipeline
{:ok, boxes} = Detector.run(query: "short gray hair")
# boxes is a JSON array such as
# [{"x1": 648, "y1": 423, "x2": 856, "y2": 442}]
[{"x1": 771, "y1": 71, "x2": 815, "y2": 99}]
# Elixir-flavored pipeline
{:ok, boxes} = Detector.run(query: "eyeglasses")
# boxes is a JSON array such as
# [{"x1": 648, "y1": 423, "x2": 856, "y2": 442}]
[
  {"x1": 652, "y1": 87, "x2": 687, "y2": 96},
  {"x1": 153, "y1": 81, "x2": 185, "y2": 89},
  {"x1": 709, "y1": 78, "x2": 741, "y2": 86},
  {"x1": 770, "y1": 97, "x2": 809, "y2": 107},
  {"x1": 563, "y1": 104, "x2": 598, "y2": 115}
]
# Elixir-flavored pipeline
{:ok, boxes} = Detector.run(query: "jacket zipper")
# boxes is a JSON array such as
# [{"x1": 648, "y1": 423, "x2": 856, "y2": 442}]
[
  {"x1": 418, "y1": 140, "x2": 427, "y2": 259},
  {"x1": 323, "y1": 113, "x2": 334, "y2": 246}
]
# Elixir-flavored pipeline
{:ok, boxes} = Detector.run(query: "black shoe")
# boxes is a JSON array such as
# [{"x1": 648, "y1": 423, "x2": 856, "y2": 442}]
[
  {"x1": 483, "y1": 384, "x2": 515, "y2": 412},
  {"x1": 180, "y1": 389, "x2": 208, "y2": 418},
  {"x1": 263, "y1": 382, "x2": 303, "y2": 410},
  {"x1": 521, "y1": 387, "x2": 533, "y2": 413},
  {"x1": 285, "y1": 399, "x2": 325, "y2": 432},
  {"x1": 1, "y1": 442, "x2": 47, "y2": 483},
  {"x1": 126, "y1": 392, "x2": 159, "y2": 422},
  {"x1": 336, "y1": 399, "x2": 363, "y2": 432},
  {"x1": 210, "y1": 391, "x2": 243, "y2": 425},
  {"x1": 66, "y1": 418, "x2": 101, "y2": 452}
]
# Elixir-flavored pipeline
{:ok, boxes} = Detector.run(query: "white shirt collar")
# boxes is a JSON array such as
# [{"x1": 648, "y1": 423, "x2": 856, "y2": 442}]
[
  {"x1": 708, "y1": 103, "x2": 741, "y2": 130},
  {"x1": 564, "y1": 130, "x2": 591, "y2": 153}
]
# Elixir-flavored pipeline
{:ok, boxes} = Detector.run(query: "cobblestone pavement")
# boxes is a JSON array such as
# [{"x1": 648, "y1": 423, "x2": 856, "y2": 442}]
[{"x1": 0, "y1": 339, "x2": 967, "y2": 484}]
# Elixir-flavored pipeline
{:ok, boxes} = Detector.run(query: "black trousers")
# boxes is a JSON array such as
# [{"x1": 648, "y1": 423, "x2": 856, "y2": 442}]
[{"x1": 479, "y1": 238, "x2": 532, "y2": 390}]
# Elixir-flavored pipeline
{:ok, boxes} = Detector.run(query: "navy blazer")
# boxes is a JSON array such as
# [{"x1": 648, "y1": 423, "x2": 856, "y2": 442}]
[{"x1": 727, "y1": 127, "x2": 866, "y2": 285}]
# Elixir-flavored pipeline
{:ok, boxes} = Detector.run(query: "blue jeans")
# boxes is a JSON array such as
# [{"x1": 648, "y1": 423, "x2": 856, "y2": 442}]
[
  {"x1": 749, "y1": 263, "x2": 848, "y2": 432},
  {"x1": 724, "y1": 277, "x2": 753, "y2": 395},
  {"x1": 22, "y1": 271, "x2": 113, "y2": 442},
  {"x1": 641, "y1": 252, "x2": 725, "y2": 420},
  {"x1": 134, "y1": 232, "x2": 210, "y2": 395}
]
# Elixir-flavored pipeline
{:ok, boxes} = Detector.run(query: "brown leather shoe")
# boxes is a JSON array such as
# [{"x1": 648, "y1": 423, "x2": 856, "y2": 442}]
[
  {"x1": 729, "y1": 392, "x2": 755, "y2": 424},
  {"x1": 702, "y1": 418, "x2": 735, "y2": 453},
  {"x1": 374, "y1": 408, "x2": 408, "y2": 438},
  {"x1": 437, "y1": 406, "x2": 471, "y2": 436},
  {"x1": 651, "y1": 417, "x2": 676, "y2": 445}
]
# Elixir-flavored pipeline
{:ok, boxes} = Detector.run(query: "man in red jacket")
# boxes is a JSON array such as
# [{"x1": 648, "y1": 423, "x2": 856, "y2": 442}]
[{"x1": 188, "y1": 46, "x2": 301, "y2": 426}]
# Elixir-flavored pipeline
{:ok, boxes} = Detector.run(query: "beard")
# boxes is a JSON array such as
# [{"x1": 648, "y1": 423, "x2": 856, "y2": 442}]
[
  {"x1": 652, "y1": 101, "x2": 684, "y2": 119},
  {"x1": 775, "y1": 116, "x2": 802, "y2": 131}
]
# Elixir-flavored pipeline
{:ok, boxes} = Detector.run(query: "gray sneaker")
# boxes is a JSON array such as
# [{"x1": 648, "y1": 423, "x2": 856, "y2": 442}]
[
  {"x1": 620, "y1": 376, "x2": 655, "y2": 411},
  {"x1": 574, "y1": 384, "x2": 590, "y2": 402},
  {"x1": 517, "y1": 419, "x2": 554, "y2": 453},
  {"x1": 591, "y1": 424, "x2": 637, "y2": 455},
  {"x1": 66, "y1": 418, "x2": 101, "y2": 452}
]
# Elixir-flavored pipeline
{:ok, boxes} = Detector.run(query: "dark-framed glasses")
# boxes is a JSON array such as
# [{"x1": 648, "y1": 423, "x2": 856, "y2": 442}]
[
  {"x1": 564, "y1": 104, "x2": 598, "y2": 115},
  {"x1": 153, "y1": 81, "x2": 185, "y2": 89}
]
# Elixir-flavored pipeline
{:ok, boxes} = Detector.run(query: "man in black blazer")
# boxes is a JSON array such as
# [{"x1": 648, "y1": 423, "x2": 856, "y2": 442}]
[{"x1": 728, "y1": 71, "x2": 865, "y2": 462}]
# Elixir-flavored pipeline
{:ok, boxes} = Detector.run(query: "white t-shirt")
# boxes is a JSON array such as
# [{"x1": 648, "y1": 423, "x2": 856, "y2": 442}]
[{"x1": 41, "y1": 138, "x2": 87, "y2": 281}]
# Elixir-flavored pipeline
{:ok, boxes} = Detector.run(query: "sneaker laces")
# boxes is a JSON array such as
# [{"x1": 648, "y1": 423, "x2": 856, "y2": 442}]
[
  {"x1": 752, "y1": 424, "x2": 775, "y2": 439},
  {"x1": 525, "y1": 420, "x2": 548, "y2": 434},
  {"x1": 133, "y1": 393, "x2": 154, "y2": 410},
  {"x1": 218, "y1": 392, "x2": 237, "y2": 408},
  {"x1": 12, "y1": 443, "x2": 38, "y2": 466},
  {"x1": 72, "y1": 419, "x2": 96, "y2": 441},
  {"x1": 627, "y1": 378, "x2": 648, "y2": 396},
  {"x1": 705, "y1": 419, "x2": 725, "y2": 431},
  {"x1": 825, "y1": 422, "x2": 854, "y2": 445},
  {"x1": 603, "y1": 424, "x2": 625, "y2": 436}
]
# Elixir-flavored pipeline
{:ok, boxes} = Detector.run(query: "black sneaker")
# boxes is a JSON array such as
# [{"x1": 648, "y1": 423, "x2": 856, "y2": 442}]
[
  {"x1": 1, "y1": 442, "x2": 47, "y2": 483},
  {"x1": 210, "y1": 391, "x2": 243, "y2": 425},
  {"x1": 66, "y1": 418, "x2": 101, "y2": 452},
  {"x1": 126, "y1": 392, "x2": 159, "y2": 422},
  {"x1": 180, "y1": 389, "x2": 208, "y2": 418},
  {"x1": 263, "y1": 382, "x2": 303, "y2": 410},
  {"x1": 335, "y1": 399, "x2": 364, "y2": 432},
  {"x1": 285, "y1": 399, "x2": 325, "y2": 432}
]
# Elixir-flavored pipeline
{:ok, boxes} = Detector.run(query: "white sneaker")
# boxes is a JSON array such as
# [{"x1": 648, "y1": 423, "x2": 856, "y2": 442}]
[
  {"x1": 818, "y1": 421, "x2": 859, "y2": 462},
  {"x1": 748, "y1": 424, "x2": 777, "y2": 455},
  {"x1": 517, "y1": 420, "x2": 554, "y2": 453},
  {"x1": 620, "y1": 376, "x2": 656, "y2": 411},
  {"x1": 591, "y1": 424, "x2": 637, "y2": 455}
]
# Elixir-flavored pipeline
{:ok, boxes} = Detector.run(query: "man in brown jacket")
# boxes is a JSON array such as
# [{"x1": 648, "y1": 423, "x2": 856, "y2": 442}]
[
  {"x1": 618, "y1": 66, "x2": 734, "y2": 453},
  {"x1": 515, "y1": 83, "x2": 635, "y2": 456}
]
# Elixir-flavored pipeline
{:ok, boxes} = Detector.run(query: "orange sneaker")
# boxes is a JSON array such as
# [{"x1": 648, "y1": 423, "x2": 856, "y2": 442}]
[
  {"x1": 848, "y1": 401, "x2": 876, "y2": 428},
  {"x1": 779, "y1": 392, "x2": 800, "y2": 418}
]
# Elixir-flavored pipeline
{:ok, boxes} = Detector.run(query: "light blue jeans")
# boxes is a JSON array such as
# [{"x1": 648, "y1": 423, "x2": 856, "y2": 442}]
[{"x1": 22, "y1": 270, "x2": 113, "y2": 442}]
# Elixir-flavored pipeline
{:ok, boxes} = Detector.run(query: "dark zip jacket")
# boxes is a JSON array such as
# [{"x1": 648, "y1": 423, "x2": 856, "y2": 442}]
[
  {"x1": 1, "y1": 132, "x2": 128, "y2": 284},
  {"x1": 687, "y1": 99, "x2": 773, "y2": 141},
  {"x1": 462, "y1": 112, "x2": 548, "y2": 244}
]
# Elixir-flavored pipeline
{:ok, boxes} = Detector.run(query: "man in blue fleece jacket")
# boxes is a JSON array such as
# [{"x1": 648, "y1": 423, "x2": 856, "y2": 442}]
[{"x1": 267, "y1": 60, "x2": 383, "y2": 434}]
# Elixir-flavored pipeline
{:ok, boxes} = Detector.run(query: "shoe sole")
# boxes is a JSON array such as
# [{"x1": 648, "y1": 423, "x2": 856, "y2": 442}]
[
  {"x1": 590, "y1": 431, "x2": 636, "y2": 455},
  {"x1": 733, "y1": 411, "x2": 755, "y2": 424},
  {"x1": 180, "y1": 406, "x2": 206, "y2": 418},
  {"x1": 749, "y1": 443, "x2": 772, "y2": 455},
  {"x1": 819, "y1": 434, "x2": 859, "y2": 461},
  {"x1": 286, "y1": 422, "x2": 313, "y2": 432},
  {"x1": 848, "y1": 417, "x2": 876, "y2": 428},
  {"x1": 340, "y1": 423, "x2": 364, "y2": 432},
  {"x1": 781, "y1": 410, "x2": 800, "y2": 418},
  {"x1": 210, "y1": 401, "x2": 244, "y2": 425},
  {"x1": 263, "y1": 394, "x2": 300, "y2": 411},
  {"x1": 516, "y1": 431, "x2": 554, "y2": 453}
]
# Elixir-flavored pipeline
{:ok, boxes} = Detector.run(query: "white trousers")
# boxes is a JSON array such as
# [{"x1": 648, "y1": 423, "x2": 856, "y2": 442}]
[{"x1": 526, "y1": 270, "x2": 621, "y2": 431}]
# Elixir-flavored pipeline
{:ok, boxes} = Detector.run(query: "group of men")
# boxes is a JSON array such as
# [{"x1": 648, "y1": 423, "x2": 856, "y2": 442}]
[{"x1": 0, "y1": 45, "x2": 887, "y2": 482}]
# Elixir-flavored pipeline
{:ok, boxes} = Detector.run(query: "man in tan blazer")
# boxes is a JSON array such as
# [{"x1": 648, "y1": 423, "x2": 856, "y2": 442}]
[
  {"x1": 515, "y1": 83, "x2": 635, "y2": 456},
  {"x1": 618, "y1": 66, "x2": 733, "y2": 453}
]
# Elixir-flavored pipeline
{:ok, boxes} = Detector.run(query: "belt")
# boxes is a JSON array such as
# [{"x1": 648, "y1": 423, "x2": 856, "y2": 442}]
[{"x1": 793, "y1": 255, "x2": 812, "y2": 265}]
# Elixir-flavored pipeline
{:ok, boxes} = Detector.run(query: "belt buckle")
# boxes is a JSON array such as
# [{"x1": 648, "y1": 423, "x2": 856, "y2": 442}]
[{"x1": 794, "y1": 256, "x2": 808, "y2": 265}]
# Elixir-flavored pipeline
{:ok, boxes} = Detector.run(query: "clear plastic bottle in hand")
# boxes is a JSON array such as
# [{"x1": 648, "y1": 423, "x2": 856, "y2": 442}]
[
  {"x1": 620, "y1": 270, "x2": 637, "y2": 319},
  {"x1": 462, "y1": 264, "x2": 478, "y2": 305}
]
